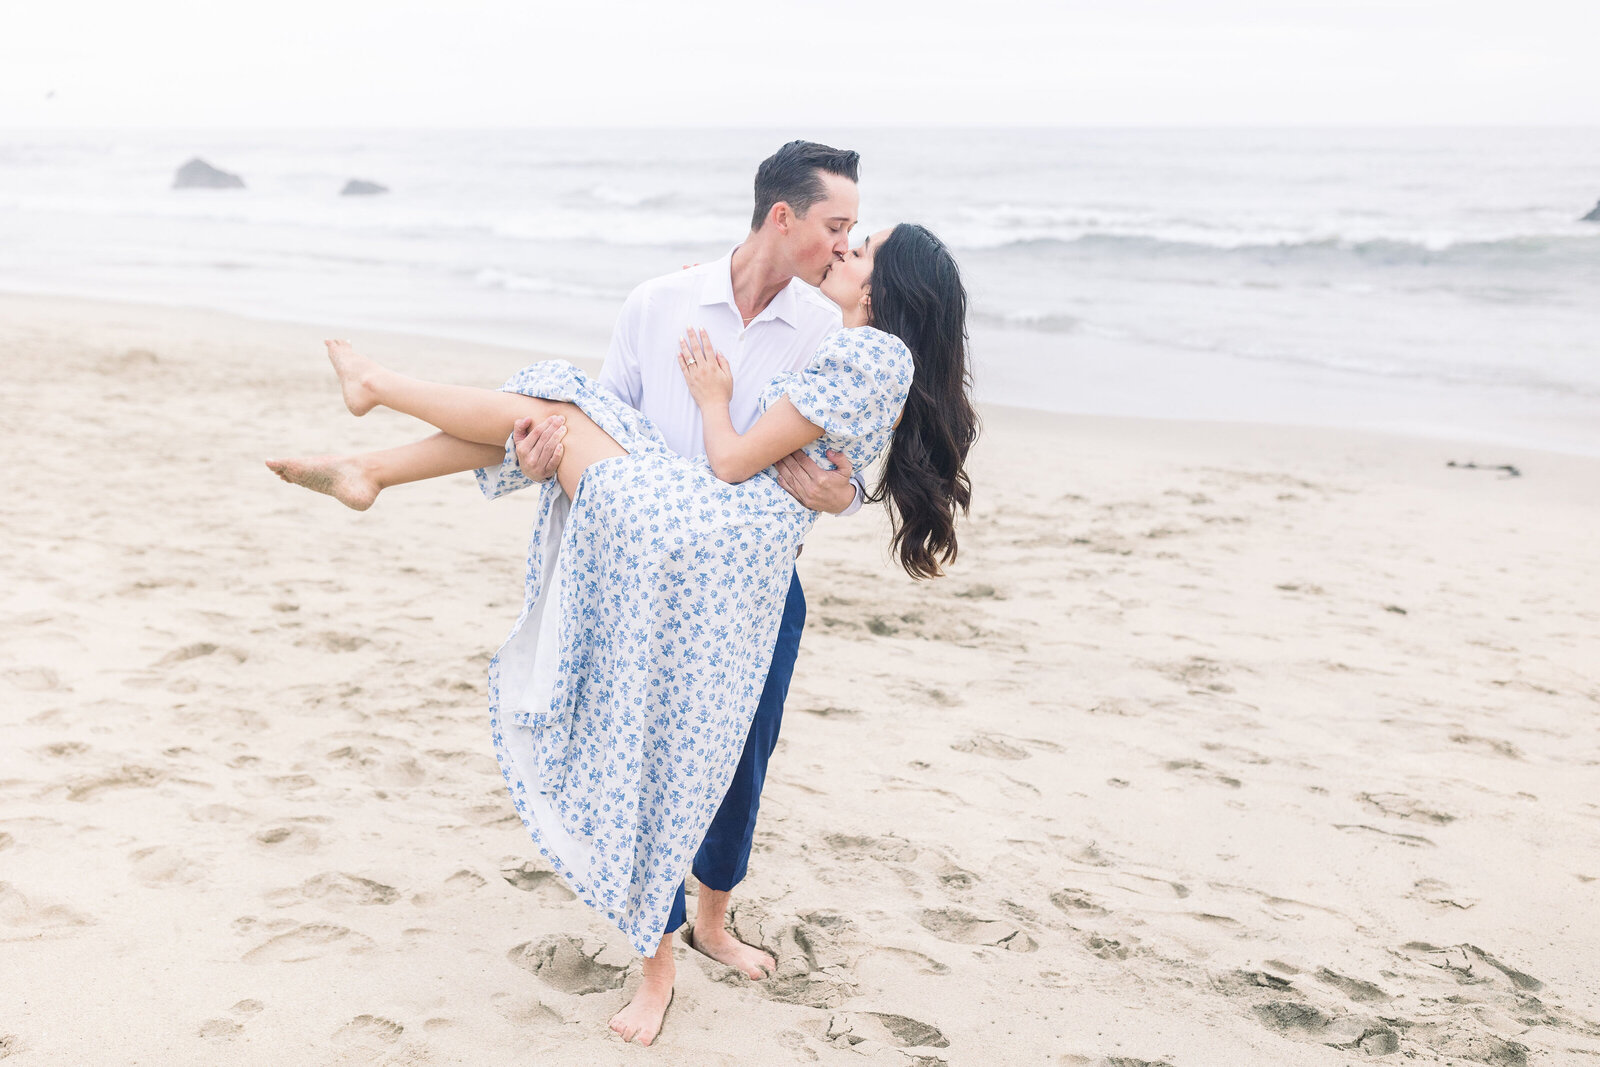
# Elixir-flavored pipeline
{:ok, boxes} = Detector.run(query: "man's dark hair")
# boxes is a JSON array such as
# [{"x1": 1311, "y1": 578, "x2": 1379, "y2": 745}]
[{"x1": 750, "y1": 140, "x2": 860, "y2": 230}]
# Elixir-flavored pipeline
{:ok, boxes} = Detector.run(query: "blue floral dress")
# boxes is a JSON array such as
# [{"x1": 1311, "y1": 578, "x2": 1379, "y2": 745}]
[{"x1": 476, "y1": 326, "x2": 913, "y2": 955}]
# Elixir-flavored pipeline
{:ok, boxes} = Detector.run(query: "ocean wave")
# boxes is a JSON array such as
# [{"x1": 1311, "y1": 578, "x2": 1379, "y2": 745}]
[
  {"x1": 979, "y1": 231, "x2": 1600, "y2": 269},
  {"x1": 970, "y1": 309, "x2": 1082, "y2": 334},
  {"x1": 472, "y1": 268, "x2": 627, "y2": 302}
]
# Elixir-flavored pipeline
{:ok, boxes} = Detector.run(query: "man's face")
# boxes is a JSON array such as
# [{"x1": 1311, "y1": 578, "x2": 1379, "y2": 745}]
[{"x1": 784, "y1": 173, "x2": 859, "y2": 286}]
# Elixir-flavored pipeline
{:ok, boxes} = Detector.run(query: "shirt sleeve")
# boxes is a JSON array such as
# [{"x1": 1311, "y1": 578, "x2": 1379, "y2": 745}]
[
  {"x1": 597, "y1": 284, "x2": 645, "y2": 408},
  {"x1": 836, "y1": 476, "x2": 865, "y2": 518}
]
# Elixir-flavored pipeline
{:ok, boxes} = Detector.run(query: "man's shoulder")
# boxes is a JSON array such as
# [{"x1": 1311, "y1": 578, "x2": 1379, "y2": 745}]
[
  {"x1": 786, "y1": 280, "x2": 844, "y2": 339},
  {"x1": 625, "y1": 260, "x2": 720, "y2": 310}
]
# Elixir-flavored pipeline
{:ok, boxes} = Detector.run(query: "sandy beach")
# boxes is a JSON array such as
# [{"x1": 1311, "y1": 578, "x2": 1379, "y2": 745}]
[{"x1": 2, "y1": 291, "x2": 1597, "y2": 1066}]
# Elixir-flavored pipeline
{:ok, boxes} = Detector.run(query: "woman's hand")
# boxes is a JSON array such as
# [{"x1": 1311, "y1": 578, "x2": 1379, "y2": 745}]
[{"x1": 678, "y1": 328, "x2": 733, "y2": 408}]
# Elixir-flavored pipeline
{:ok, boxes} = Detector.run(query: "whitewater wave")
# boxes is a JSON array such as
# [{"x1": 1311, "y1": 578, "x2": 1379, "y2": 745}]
[
  {"x1": 472, "y1": 268, "x2": 627, "y2": 302},
  {"x1": 981, "y1": 231, "x2": 1600, "y2": 269}
]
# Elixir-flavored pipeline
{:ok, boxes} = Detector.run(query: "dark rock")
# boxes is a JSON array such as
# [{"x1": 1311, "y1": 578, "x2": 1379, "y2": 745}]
[
  {"x1": 1583, "y1": 200, "x2": 1600, "y2": 222},
  {"x1": 340, "y1": 179, "x2": 389, "y2": 197},
  {"x1": 173, "y1": 157, "x2": 244, "y2": 189}
]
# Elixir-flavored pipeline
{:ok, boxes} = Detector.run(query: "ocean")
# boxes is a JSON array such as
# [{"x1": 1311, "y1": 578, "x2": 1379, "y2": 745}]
[{"x1": 2, "y1": 127, "x2": 1598, "y2": 454}]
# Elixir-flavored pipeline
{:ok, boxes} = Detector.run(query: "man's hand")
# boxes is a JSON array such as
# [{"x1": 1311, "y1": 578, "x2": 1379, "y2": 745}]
[
  {"x1": 514, "y1": 414, "x2": 566, "y2": 482},
  {"x1": 775, "y1": 449, "x2": 857, "y2": 514}
]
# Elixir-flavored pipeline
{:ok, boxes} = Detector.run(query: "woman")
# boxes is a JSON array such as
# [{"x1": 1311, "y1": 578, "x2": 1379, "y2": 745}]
[{"x1": 267, "y1": 221, "x2": 976, "y2": 1006}]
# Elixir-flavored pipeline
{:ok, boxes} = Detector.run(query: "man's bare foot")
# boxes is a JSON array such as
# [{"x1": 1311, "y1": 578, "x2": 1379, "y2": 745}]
[
  {"x1": 686, "y1": 923, "x2": 776, "y2": 980},
  {"x1": 608, "y1": 947, "x2": 674, "y2": 1046},
  {"x1": 264, "y1": 455, "x2": 380, "y2": 511},
  {"x1": 325, "y1": 339, "x2": 380, "y2": 416}
]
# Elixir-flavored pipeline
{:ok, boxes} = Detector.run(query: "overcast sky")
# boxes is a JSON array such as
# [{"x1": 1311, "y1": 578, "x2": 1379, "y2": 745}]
[{"x1": 3, "y1": 0, "x2": 1596, "y2": 128}]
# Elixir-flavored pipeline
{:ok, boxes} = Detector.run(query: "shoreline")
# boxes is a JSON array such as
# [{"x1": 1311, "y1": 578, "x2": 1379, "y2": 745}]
[
  {"x1": 3, "y1": 291, "x2": 1598, "y2": 1064},
  {"x1": 5, "y1": 286, "x2": 1599, "y2": 466}
]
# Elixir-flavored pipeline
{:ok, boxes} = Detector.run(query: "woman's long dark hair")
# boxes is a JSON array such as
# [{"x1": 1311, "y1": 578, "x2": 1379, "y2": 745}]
[{"x1": 867, "y1": 224, "x2": 978, "y2": 579}]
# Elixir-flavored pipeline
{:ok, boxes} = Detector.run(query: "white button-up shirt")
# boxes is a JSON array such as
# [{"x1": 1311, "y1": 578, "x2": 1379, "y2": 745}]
[{"x1": 598, "y1": 250, "x2": 863, "y2": 514}]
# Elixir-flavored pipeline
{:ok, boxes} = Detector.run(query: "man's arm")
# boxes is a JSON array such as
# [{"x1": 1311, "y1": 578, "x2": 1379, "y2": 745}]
[
  {"x1": 521, "y1": 288, "x2": 646, "y2": 482},
  {"x1": 773, "y1": 451, "x2": 862, "y2": 516},
  {"x1": 597, "y1": 287, "x2": 646, "y2": 407}
]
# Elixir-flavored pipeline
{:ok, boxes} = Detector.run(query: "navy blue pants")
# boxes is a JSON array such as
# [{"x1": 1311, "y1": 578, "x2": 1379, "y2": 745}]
[{"x1": 665, "y1": 569, "x2": 805, "y2": 933}]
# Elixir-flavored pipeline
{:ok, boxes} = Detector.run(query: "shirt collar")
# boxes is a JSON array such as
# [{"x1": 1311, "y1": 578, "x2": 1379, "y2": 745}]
[{"x1": 698, "y1": 245, "x2": 799, "y2": 328}]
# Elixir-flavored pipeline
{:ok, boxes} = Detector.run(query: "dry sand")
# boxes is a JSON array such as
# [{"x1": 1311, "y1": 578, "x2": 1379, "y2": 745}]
[{"x1": 2, "y1": 292, "x2": 1597, "y2": 1066}]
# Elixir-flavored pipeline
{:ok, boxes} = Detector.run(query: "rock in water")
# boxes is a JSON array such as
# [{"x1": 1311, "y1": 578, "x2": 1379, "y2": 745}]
[
  {"x1": 1582, "y1": 200, "x2": 1600, "y2": 223},
  {"x1": 340, "y1": 179, "x2": 388, "y2": 196},
  {"x1": 173, "y1": 158, "x2": 245, "y2": 189}
]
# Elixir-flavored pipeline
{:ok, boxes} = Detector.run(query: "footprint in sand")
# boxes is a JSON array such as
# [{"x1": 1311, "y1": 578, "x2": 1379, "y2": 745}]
[
  {"x1": 490, "y1": 991, "x2": 565, "y2": 1028},
  {"x1": 1448, "y1": 733, "x2": 1524, "y2": 760},
  {"x1": 333, "y1": 1015, "x2": 403, "y2": 1046},
  {"x1": 65, "y1": 765, "x2": 165, "y2": 802},
  {"x1": 194, "y1": 998, "x2": 264, "y2": 1041},
  {"x1": 409, "y1": 869, "x2": 487, "y2": 906},
  {"x1": 918, "y1": 907, "x2": 1036, "y2": 952},
  {"x1": 1398, "y1": 942, "x2": 1543, "y2": 992},
  {"x1": 196, "y1": 1018, "x2": 243, "y2": 1040},
  {"x1": 826, "y1": 1011, "x2": 949, "y2": 1050},
  {"x1": 1358, "y1": 792, "x2": 1455, "y2": 825},
  {"x1": 251, "y1": 824, "x2": 322, "y2": 854},
  {"x1": 1243, "y1": 994, "x2": 1400, "y2": 1055},
  {"x1": 265, "y1": 872, "x2": 399, "y2": 909},
  {"x1": 1332, "y1": 823, "x2": 1435, "y2": 848},
  {"x1": 742, "y1": 910, "x2": 858, "y2": 1009},
  {"x1": 822, "y1": 832, "x2": 920, "y2": 864},
  {"x1": 1408, "y1": 877, "x2": 1479, "y2": 910},
  {"x1": 950, "y1": 735, "x2": 1029, "y2": 760},
  {"x1": 4, "y1": 667, "x2": 63, "y2": 691},
  {"x1": 1106, "y1": 872, "x2": 1190, "y2": 900},
  {"x1": 128, "y1": 846, "x2": 205, "y2": 886},
  {"x1": 860, "y1": 947, "x2": 949, "y2": 977},
  {"x1": 506, "y1": 935, "x2": 628, "y2": 995},
  {"x1": 1049, "y1": 888, "x2": 1108, "y2": 919},
  {"x1": 499, "y1": 860, "x2": 576, "y2": 903},
  {"x1": 1163, "y1": 759, "x2": 1242, "y2": 789},
  {"x1": 0, "y1": 882, "x2": 93, "y2": 932},
  {"x1": 1315, "y1": 968, "x2": 1391, "y2": 1003},
  {"x1": 243, "y1": 923, "x2": 376, "y2": 963},
  {"x1": 798, "y1": 704, "x2": 861, "y2": 718},
  {"x1": 326, "y1": 743, "x2": 427, "y2": 788}
]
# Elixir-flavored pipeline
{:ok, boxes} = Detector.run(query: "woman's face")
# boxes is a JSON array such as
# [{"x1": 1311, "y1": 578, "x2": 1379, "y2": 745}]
[{"x1": 819, "y1": 226, "x2": 895, "y2": 315}]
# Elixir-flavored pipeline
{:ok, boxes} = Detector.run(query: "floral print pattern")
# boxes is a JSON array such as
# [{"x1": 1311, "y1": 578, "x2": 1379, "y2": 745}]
[{"x1": 477, "y1": 326, "x2": 912, "y2": 954}]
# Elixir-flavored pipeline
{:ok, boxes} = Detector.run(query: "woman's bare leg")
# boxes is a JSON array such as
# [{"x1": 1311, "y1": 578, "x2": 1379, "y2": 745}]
[
  {"x1": 265, "y1": 431, "x2": 502, "y2": 511},
  {"x1": 321, "y1": 340, "x2": 625, "y2": 498},
  {"x1": 327, "y1": 340, "x2": 560, "y2": 447},
  {"x1": 268, "y1": 342, "x2": 625, "y2": 506},
  {"x1": 608, "y1": 929, "x2": 676, "y2": 1046}
]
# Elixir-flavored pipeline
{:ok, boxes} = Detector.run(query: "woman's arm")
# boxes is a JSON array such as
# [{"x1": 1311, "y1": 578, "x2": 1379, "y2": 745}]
[{"x1": 679, "y1": 329, "x2": 823, "y2": 484}]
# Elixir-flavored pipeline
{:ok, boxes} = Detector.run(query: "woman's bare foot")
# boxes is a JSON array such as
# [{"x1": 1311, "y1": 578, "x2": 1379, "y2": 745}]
[
  {"x1": 325, "y1": 339, "x2": 380, "y2": 416},
  {"x1": 264, "y1": 455, "x2": 380, "y2": 511},
  {"x1": 686, "y1": 924, "x2": 776, "y2": 980},
  {"x1": 608, "y1": 939, "x2": 675, "y2": 1046}
]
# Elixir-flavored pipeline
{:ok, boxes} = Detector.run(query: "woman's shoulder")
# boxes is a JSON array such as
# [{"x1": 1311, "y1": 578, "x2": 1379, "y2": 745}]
[{"x1": 820, "y1": 325, "x2": 911, "y2": 362}]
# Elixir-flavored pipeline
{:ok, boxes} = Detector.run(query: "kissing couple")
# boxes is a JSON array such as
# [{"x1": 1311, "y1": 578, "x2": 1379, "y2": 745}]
[{"x1": 268, "y1": 140, "x2": 978, "y2": 1045}]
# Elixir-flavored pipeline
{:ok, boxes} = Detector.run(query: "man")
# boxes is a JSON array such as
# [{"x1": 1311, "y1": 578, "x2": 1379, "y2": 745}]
[{"x1": 514, "y1": 140, "x2": 862, "y2": 1045}]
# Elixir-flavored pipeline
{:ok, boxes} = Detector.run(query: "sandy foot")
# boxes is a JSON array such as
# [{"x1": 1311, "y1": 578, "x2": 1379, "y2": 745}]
[
  {"x1": 264, "y1": 456, "x2": 379, "y2": 511},
  {"x1": 325, "y1": 339, "x2": 379, "y2": 416},
  {"x1": 688, "y1": 924, "x2": 776, "y2": 980},
  {"x1": 608, "y1": 977, "x2": 673, "y2": 1046}
]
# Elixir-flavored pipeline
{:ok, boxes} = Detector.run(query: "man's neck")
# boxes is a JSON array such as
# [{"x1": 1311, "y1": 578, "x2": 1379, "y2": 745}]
[{"x1": 728, "y1": 236, "x2": 793, "y2": 324}]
